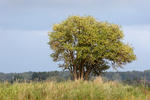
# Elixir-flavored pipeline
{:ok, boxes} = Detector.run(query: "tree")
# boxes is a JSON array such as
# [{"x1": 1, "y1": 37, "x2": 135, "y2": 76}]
[{"x1": 48, "y1": 16, "x2": 136, "y2": 80}]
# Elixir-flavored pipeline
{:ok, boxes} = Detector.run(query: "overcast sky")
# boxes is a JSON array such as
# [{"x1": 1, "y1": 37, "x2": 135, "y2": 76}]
[{"x1": 0, "y1": 0, "x2": 150, "y2": 73}]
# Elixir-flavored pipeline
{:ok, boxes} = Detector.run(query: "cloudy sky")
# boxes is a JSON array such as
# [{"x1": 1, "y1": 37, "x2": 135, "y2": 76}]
[{"x1": 0, "y1": 0, "x2": 150, "y2": 73}]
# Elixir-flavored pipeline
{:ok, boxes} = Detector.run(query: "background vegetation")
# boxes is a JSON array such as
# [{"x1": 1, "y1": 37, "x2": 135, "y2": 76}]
[{"x1": 1, "y1": 70, "x2": 150, "y2": 86}]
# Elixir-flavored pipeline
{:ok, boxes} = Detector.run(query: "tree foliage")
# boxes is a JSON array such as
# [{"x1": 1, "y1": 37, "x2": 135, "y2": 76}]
[{"x1": 48, "y1": 16, "x2": 136, "y2": 80}]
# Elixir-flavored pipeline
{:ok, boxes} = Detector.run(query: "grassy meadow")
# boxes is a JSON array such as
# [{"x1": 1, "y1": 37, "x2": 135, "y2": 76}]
[{"x1": 0, "y1": 77, "x2": 150, "y2": 100}]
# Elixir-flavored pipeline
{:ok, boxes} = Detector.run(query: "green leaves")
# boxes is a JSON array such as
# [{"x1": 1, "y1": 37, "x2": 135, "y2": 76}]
[{"x1": 48, "y1": 15, "x2": 136, "y2": 78}]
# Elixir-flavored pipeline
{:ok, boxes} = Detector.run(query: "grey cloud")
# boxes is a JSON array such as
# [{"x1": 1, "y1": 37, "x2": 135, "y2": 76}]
[
  {"x1": 0, "y1": 30, "x2": 60, "y2": 73},
  {"x1": 121, "y1": 25, "x2": 150, "y2": 71}
]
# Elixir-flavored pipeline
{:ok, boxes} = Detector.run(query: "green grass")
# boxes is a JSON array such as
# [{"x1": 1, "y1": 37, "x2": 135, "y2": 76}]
[{"x1": 0, "y1": 77, "x2": 150, "y2": 100}]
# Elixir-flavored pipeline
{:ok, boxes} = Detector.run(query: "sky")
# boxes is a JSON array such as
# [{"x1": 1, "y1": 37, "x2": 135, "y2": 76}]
[{"x1": 0, "y1": 0, "x2": 150, "y2": 73}]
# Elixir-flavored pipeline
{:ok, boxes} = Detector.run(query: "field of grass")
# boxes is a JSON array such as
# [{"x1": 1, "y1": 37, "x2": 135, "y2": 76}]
[{"x1": 0, "y1": 77, "x2": 150, "y2": 100}]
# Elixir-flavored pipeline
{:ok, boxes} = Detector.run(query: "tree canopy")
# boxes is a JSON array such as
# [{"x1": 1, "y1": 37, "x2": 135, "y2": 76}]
[{"x1": 48, "y1": 16, "x2": 136, "y2": 80}]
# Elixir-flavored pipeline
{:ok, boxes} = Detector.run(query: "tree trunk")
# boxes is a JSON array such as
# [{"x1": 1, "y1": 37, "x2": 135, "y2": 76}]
[
  {"x1": 84, "y1": 73, "x2": 89, "y2": 80},
  {"x1": 73, "y1": 65, "x2": 78, "y2": 81},
  {"x1": 85, "y1": 68, "x2": 91, "y2": 80},
  {"x1": 73, "y1": 72, "x2": 77, "y2": 81},
  {"x1": 80, "y1": 66, "x2": 84, "y2": 80},
  {"x1": 79, "y1": 60, "x2": 85, "y2": 80},
  {"x1": 73, "y1": 68, "x2": 84, "y2": 80}
]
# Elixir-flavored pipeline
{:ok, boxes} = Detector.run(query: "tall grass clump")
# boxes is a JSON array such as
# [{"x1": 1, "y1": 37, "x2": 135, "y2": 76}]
[{"x1": 0, "y1": 78, "x2": 150, "y2": 100}]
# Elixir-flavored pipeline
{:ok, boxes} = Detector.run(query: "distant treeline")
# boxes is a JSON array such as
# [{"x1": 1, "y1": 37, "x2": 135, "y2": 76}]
[
  {"x1": 0, "y1": 71, "x2": 71, "y2": 83},
  {"x1": 1, "y1": 70, "x2": 150, "y2": 85}
]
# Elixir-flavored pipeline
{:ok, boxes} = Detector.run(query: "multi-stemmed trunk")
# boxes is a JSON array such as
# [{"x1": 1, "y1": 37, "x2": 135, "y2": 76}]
[{"x1": 71, "y1": 65, "x2": 91, "y2": 81}]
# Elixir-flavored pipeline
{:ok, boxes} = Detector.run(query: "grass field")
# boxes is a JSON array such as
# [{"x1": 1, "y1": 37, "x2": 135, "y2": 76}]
[{"x1": 0, "y1": 77, "x2": 150, "y2": 100}]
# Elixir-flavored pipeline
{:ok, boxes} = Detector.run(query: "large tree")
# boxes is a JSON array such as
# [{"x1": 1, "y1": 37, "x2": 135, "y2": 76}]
[{"x1": 48, "y1": 16, "x2": 136, "y2": 80}]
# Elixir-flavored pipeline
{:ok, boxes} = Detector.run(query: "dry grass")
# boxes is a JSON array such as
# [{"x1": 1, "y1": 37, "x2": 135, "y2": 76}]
[{"x1": 0, "y1": 77, "x2": 150, "y2": 100}]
